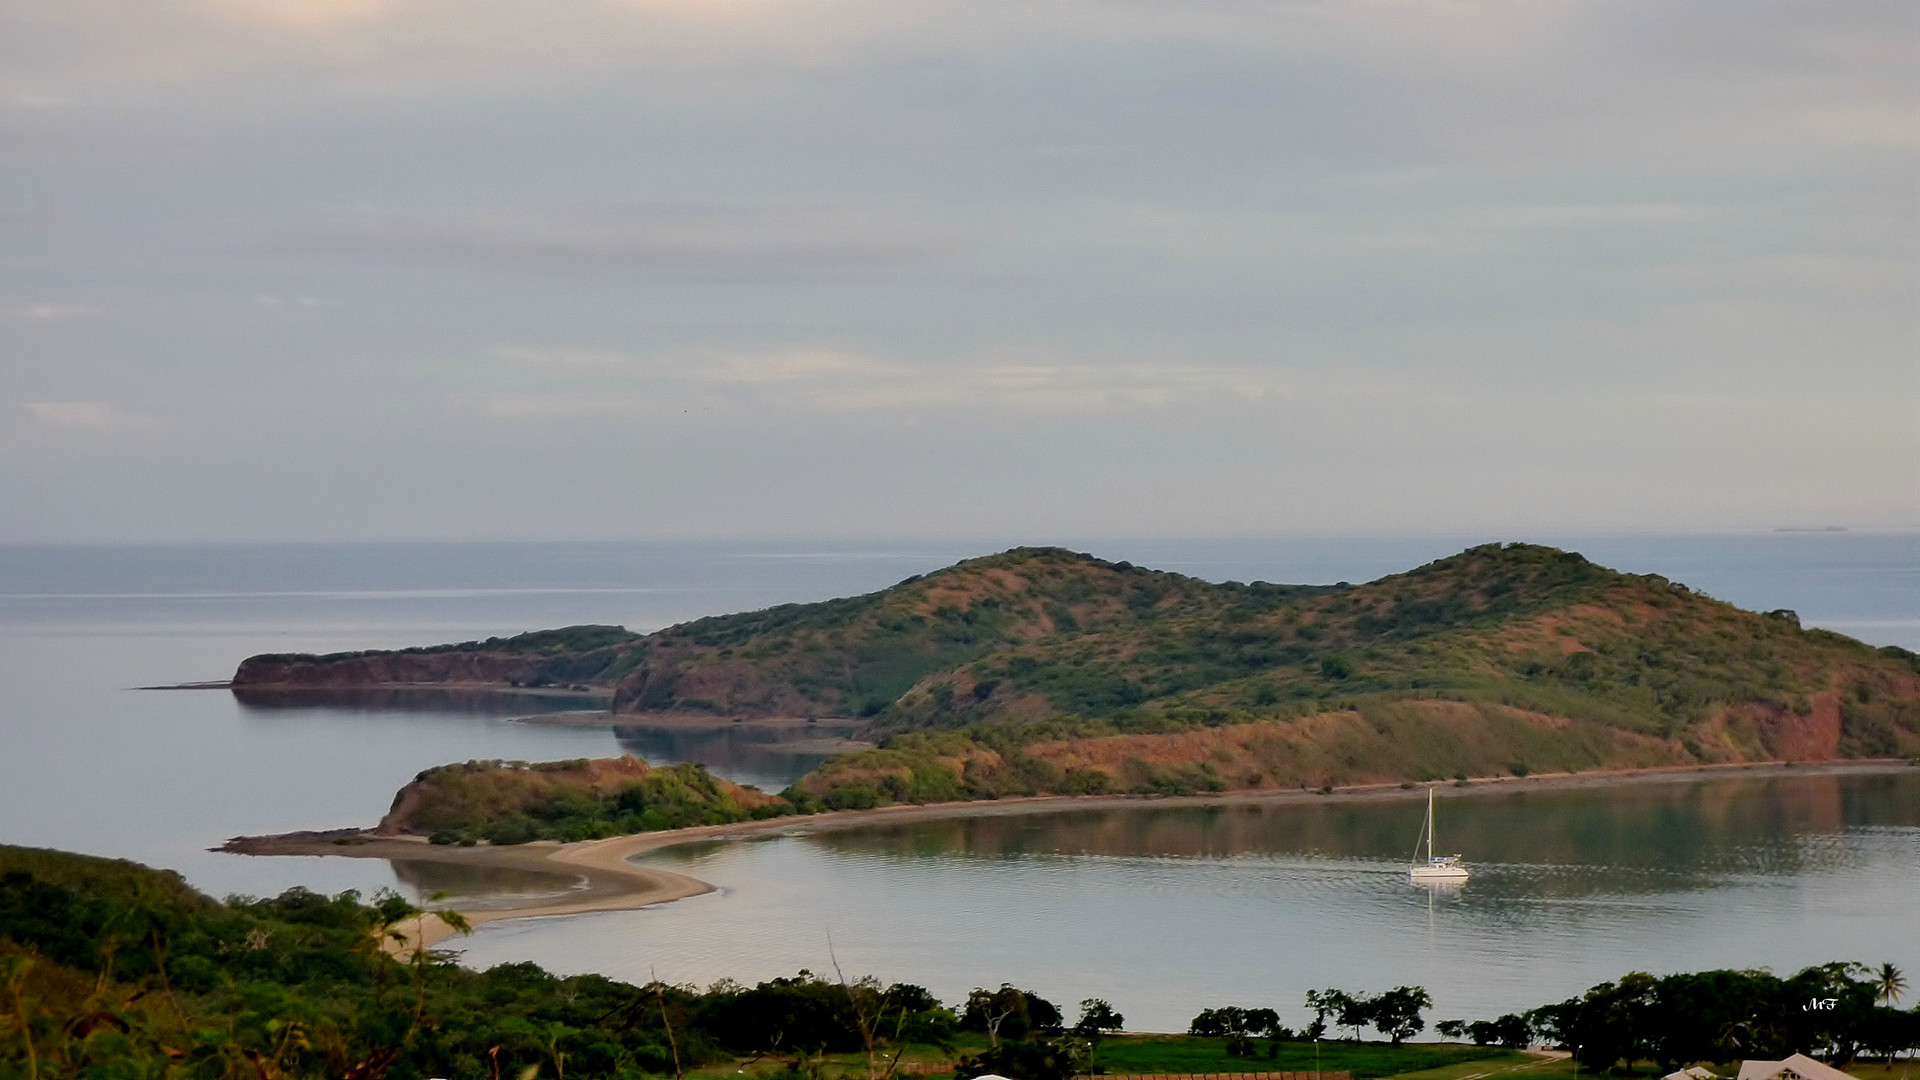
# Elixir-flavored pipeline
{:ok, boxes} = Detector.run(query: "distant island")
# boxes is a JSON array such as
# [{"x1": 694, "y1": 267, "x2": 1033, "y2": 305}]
[{"x1": 230, "y1": 544, "x2": 1920, "y2": 843}]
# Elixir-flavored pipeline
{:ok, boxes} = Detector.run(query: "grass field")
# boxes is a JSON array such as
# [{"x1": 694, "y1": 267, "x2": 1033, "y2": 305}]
[
  {"x1": 672, "y1": 1033, "x2": 1915, "y2": 1080},
  {"x1": 1092, "y1": 1035, "x2": 1515, "y2": 1078},
  {"x1": 677, "y1": 1035, "x2": 1529, "y2": 1080},
  {"x1": 1835, "y1": 1066, "x2": 1920, "y2": 1080}
]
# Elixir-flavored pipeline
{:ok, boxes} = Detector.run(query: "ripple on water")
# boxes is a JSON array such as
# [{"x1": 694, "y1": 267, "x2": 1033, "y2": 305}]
[{"x1": 445, "y1": 772, "x2": 1920, "y2": 1032}]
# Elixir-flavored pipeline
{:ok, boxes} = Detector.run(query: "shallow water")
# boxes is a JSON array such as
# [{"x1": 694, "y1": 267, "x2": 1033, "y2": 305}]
[
  {"x1": 448, "y1": 769, "x2": 1920, "y2": 1032},
  {"x1": 0, "y1": 534, "x2": 1914, "y2": 1027}
]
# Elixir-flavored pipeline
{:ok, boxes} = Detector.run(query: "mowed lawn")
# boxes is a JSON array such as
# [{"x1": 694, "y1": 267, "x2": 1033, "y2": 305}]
[
  {"x1": 1092, "y1": 1035, "x2": 1520, "y2": 1079},
  {"x1": 674, "y1": 1036, "x2": 1918, "y2": 1080},
  {"x1": 679, "y1": 1036, "x2": 1531, "y2": 1080}
]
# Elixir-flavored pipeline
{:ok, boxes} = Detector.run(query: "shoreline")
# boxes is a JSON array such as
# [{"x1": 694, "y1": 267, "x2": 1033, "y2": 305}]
[{"x1": 223, "y1": 757, "x2": 1916, "y2": 950}]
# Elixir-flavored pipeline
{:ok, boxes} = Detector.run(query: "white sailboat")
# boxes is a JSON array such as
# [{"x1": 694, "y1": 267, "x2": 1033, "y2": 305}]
[{"x1": 1409, "y1": 786, "x2": 1469, "y2": 882}]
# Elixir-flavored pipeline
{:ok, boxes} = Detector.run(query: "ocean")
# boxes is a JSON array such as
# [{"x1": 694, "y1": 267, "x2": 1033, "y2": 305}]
[{"x1": 1, "y1": 533, "x2": 1914, "y2": 1029}]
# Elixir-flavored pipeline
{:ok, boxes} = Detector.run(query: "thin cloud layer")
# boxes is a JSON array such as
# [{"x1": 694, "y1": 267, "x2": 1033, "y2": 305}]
[
  {"x1": 21, "y1": 401, "x2": 170, "y2": 434},
  {"x1": 277, "y1": 206, "x2": 959, "y2": 280},
  {"x1": 464, "y1": 348, "x2": 1309, "y2": 416},
  {"x1": 0, "y1": 0, "x2": 1910, "y2": 540}
]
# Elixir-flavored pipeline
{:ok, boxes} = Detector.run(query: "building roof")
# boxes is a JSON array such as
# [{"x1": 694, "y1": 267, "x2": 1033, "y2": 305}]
[{"x1": 1737, "y1": 1054, "x2": 1853, "y2": 1080}]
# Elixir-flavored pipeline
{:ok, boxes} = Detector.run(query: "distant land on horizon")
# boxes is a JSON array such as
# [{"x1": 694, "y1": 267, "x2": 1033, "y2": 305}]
[{"x1": 227, "y1": 543, "x2": 1920, "y2": 833}]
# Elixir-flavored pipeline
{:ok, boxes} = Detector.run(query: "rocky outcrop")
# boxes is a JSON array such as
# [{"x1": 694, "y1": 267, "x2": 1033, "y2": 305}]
[
  {"x1": 233, "y1": 651, "x2": 550, "y2": 688},
  {"x1": 230, "y1": 624, "x2": 643, "y2": 692}
]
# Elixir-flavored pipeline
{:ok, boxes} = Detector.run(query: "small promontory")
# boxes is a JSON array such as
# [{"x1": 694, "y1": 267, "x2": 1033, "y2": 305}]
[{"x1": 376, "y1": 755, "x2": 788, "y2": 846}]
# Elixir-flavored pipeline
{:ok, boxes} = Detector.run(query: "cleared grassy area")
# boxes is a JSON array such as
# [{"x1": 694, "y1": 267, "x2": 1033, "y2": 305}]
[
  {"x1": 1093, "y1": 1035, "x2": 1513, "y2": 1079},
  {"x1": 1844, "y1": 1065, "x2": 1920, "y2": 1080},
  {"x1": 674, "y1": 1035, "x2": 1521, "y2": 1080},
  {"x1": 1383, "y1": 1051, "x2": 1555, "y2": 1080},
  {"x1": 664, "y1": 1036, "x2": 1907, "y2": 1080}
]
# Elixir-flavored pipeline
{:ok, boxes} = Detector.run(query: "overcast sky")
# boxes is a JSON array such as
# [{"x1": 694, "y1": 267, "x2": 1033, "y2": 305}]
[{"x1": 1, "y1": 0, "x2": 1913, "y2": 542}]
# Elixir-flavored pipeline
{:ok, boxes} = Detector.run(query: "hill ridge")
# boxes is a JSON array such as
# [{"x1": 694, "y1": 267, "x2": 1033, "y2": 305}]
[{"x1": 230, "y1": 543, "x2": 1920, "y2": 768}]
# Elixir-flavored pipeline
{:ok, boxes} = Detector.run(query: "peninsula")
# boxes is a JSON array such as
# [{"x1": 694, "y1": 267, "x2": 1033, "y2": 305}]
[
  {"x1": 221, "y1": 543, "x2": 1920, "y2": 912},
  {"x1": 231, "y1": 544, "x2": 1920, "y2": 786}
]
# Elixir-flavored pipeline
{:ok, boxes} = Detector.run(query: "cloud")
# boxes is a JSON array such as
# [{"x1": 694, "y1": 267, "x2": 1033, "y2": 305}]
[
  {"x1": 195, "y1": 0, "x2": 397, "y2": 30},
  {"x1": 0, "y1": 0, "x2": 1910, "y2": 541},
  {"x1": 22, "y1": 401, "x2": 171, "y2": 434},
  {"x1": 9, "y1": 303, "x2": 97, "y2": 321},
  {"x1": 462, "y1": 346, "x2": 1326, "y2": 417},
  {"x1": 494, "y1": 346, "x2": 635, "y2": 369},
  {"x1": 275, "y1": 206, "x2": 958, "y2": 280}
]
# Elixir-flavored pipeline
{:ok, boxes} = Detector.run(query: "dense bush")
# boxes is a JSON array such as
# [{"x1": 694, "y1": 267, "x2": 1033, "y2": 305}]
[
  {"x1": 0, "y1": 846, "x2": 949, "y2": 1080},
  {"x1": 7, "y1": 843, "x2": 1919, "y2": 1080},
  {"x1": 403, "y1": 760, "x2": 792, "y2": 845},
  {"x1": 1440, "y1": 964, "x2": 1920, "y2": 1067}
]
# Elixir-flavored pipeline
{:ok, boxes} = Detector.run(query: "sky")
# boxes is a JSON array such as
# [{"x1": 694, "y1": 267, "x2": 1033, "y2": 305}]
[{"x1": 1, "y1": 0, "x2": 1914, "y2": 542}]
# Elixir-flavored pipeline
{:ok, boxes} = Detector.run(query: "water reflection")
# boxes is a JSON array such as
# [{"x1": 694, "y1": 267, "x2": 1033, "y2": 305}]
[
  {"x1": 807, "y1": 772, "x2": 1919, "y2": 890},
  {"x1": 388, "y1": 858, "x2": 587, "y2": 911},
  {"x1": 449, "y1": 769, "x2": 1920, "y2": 1030},
  {"x1": 232, "y1": 685, "x2": 606, "y2": 716},
  {"x1": 612, "y1": 721, "x2": 871, "y2": 792}
]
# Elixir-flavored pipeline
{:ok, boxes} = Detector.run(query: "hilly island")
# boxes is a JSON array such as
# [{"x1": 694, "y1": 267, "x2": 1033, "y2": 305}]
[{"x1": 230, "y1": 543, "x2": 1920, "y2": 847}]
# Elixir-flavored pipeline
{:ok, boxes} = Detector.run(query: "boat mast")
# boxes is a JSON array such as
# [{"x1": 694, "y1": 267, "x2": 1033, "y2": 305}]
[{"x1": 1426, "y1": 787, "x2": 1435, "y2": 862}]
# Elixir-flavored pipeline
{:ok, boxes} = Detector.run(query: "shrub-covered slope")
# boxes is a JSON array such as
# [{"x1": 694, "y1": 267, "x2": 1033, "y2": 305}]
[
  {"x1": 377, "y1": 756, "x2": 789, "y2": 844},
  {"x1": 607, "y1": 546, "x2": 1287, "y2": 717},
  {"x1": 0, "y1": 845, "x2": 961, "y2": 1080},
  {"x1": 234, "y1": 544, "x2": 1920, "y2": 776},
  {"x1": 233, "y1": 624, "x2": 643, "y2": 690}
]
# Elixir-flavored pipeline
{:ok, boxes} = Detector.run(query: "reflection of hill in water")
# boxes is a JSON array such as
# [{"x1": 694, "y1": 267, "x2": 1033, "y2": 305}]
[
  {"x1": 808, "y1": 772, "x2": 1920, "y2": 895},
  {"x1": 387, "y1": 858, "x2": 586, "y2": 911},
  {"x1": 613, "y1": 721, "x2": 870, "y2": 791},
  {"x1": 233, "y1": 685, "x2": 605, "y2": 716}
]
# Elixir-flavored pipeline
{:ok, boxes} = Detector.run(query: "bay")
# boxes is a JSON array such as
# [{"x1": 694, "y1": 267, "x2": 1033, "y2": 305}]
[
  {"x1": 449, "y1": 768, "x2": 1920, "y2": 1033},
  {"x1": 0, "y1": 533, "x2": 1914, "y2": 1028}
]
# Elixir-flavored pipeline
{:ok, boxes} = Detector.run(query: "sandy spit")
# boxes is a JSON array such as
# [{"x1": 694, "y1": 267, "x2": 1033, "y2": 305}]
[{"x1": 226, "y1": 757, "x2": 1916, "y2": 951}]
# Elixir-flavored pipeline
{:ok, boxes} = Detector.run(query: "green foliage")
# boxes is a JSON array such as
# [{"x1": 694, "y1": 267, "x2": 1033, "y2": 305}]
[
  {"x1": 1075, "y1": 999, "x2": 1124, "y2": 1040},
  {"x1": 956, "y1": 1035, "x2": 1090, "y2": 1080},
  {"x1": 0, "y1": 847, "x2": 954, "y2": 1080},
  {"x1": 1456, "y1": 963, "x2": 1920, "y2": 1067},
  {"x1": 959, "y1": 984, "x2": 1062, "y2": 1044},
  {"x1": 1300, "y1": 987, "x2": 1430, "y2": 1045},
  {"x1": 8, "y1": 845, "x2": 1914, "y2": 1079},
  {"x1": 1092, "y1": 1033, "x2": 1503, "y2": 1079},
  {"x1": 248, "y1": 624, "x2": 630, "y2": 663},
  {"x1": 398, "y1": 760, "x2": 787, "y2": 845},
  {"x1": 247, "y1": 545, "x2": 1920, "y2": 775}
]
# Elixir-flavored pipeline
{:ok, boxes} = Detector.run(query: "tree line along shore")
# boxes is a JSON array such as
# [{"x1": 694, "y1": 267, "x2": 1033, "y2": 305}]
[{"x1": 4, "y1": 843, "x2": 1916, "y2": 1080}]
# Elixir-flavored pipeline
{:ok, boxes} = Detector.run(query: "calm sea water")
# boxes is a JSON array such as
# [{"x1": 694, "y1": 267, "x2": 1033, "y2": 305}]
[
  {"x1": 0, "y1": 534, "x2": 1915, "y2": 1028},
  {"x1": 453, "y1": 770, "x2": 1920, "y2": 1031}
]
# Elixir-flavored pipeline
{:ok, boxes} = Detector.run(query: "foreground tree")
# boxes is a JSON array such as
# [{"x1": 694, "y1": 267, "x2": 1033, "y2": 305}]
[
  {"x1": 956, "y1": 1035, "x2": 1091, "y2": 1080},
  {"x1": 1875, "y1": 963, "x2": 1907, "y2": 1008},
  {"x1": 1369, "y1": 987, "x2": 1432, "y2": 1046},
  {"x1": 960, "y1": 985, "x2": 1061, "y2": 1048},
  {"x1": 1075, "y1": 999, "x2": 1124, "y2": 1045}
]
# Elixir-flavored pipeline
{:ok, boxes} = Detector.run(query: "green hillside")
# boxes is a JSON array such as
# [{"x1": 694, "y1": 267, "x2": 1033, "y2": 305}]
[
  {"x1": 604, "y1": 544, "x2": 1920, "y2": 760},
  {"x1": 235, "y1": 544, "x2": 1920, "y2": 777}
]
